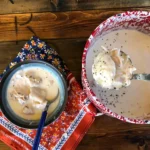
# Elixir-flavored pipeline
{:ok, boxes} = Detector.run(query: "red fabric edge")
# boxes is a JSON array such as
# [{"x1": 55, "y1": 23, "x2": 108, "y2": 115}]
[{"x1": 61, "y1": 103, "x2": 96, "y2": 150}]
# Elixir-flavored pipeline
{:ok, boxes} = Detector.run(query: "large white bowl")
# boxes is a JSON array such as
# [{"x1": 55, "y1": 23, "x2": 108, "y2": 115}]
[{"x1": 82, "y1": 11, "x2": 150, "y2": 124}]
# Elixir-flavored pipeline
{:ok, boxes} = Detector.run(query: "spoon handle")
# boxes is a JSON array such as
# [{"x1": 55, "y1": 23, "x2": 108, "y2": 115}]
[
  {"x1": 32, "y1": 110, "x2": 47, "y2": 150},
  {"x1": 132, "y1": 74, "x2": 150, "y2": 81}
]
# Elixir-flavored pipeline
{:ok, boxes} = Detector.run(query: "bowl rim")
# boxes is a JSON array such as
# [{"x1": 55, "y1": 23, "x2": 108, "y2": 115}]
[
  {"x1": 81, "y1": 10, "x2": 150, "y2": 124},
  {"x1": 0, "y1": 60, "x2": 68, "y2": 129}
]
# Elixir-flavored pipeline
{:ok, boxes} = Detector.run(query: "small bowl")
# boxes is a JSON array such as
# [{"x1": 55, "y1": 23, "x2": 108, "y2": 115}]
[{"x1": 0, "y1": 60, "x2": 68, "y2": 129}]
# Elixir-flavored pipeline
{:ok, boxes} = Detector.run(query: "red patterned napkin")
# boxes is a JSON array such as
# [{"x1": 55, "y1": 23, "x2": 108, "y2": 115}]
[{"x1": 0, "y1": 37, "x2": 96, "y2": 150}]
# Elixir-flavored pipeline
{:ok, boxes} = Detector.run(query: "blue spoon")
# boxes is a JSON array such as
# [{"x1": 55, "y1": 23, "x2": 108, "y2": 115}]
[{"x1": 32, "y1": 90, "x2": 59, "y2": 150}]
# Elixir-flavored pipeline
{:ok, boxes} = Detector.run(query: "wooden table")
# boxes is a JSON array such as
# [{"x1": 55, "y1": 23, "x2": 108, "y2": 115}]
[{"x1": 0, "y1": 0, "x2": 150, "y2": 150}]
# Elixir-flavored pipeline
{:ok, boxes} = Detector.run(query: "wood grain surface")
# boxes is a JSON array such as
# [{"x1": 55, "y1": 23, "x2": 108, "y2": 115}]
[
  {"x1": 1, "y1": 0, "x2": 150, "y2": 14},
  {"x1": 0, "y1": 0, "x2": 150, "y2": 150},
  {"x1": 0, "y1": 0, "x2": 52, "y2": 14},
  {"x1": 0, "y1": 142, "x2": 10, "y2": 150},
  {"x1": 77, "y1": 116, "x2": 150, "y2": 150},
  {"x1": 0, "y1": 10, "x2": 121, "y2": 42},
  {"x1": 0, "y1": 9, "x2": 150, "y2": 42}
]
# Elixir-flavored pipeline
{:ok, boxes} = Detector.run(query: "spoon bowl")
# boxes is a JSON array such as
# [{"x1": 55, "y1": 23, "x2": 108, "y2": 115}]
[{"x1": 121, "y1": 51, "x2": 150, "y2": 81}]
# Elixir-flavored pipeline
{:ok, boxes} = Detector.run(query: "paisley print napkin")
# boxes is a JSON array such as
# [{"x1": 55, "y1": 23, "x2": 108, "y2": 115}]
[{"x1": 0, "y1": 36, "x2": 96, "y2": 150}]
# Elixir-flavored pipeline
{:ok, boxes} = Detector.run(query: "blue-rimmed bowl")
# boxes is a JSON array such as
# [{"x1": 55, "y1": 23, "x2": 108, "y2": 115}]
[{"x1": 0, "y1": 60, "x2": 68, "y2": 129}]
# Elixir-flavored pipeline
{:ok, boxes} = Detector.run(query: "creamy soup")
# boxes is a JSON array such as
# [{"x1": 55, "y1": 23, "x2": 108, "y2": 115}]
[
  {"x1": 7, "y1": 66, "x2": 60, "y2": 120},
  {"x1": 86, "y1": 29, "x2": 150, "y2": 119}
]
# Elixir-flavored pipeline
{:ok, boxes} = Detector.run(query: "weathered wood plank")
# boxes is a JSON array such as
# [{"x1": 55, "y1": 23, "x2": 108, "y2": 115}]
[
  {"x1": 0, "y1": 0, "x2": 52, "y2": 14},
  {"x1": 77, "y1": 115, "x2": 150, "y2": 150},
  {"x1": 59, "y1": 0, "x2": 150, "y2": 11},
  {"x1": 0, "y1": 142, "x2": 10, "y2": 150},
  {"x1": 2, "y1": 9, "x2": 150, "y2": 42},
  {"x1": 0, "y1": 10, "x2": 123, "y2": 42},
  {"x1": 1, "y1": 0, "x2": 150, "y2": 14}
]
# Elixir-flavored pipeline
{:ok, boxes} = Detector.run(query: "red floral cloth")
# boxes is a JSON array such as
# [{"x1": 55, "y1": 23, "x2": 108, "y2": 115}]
[{"x1": 0, "y1": 37, "x2": 96, "y2": 150}]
